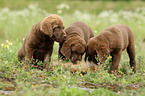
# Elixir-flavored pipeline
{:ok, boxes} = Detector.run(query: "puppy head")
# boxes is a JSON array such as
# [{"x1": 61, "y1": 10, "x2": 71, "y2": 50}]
[
  {"x1": 40, "y1": 14, "x2": 66, "y2": 42},
  {"x1": 94, "y1": 44, "x2": 110, "y2": 64},
  {"x1": 87, "y1": 38, "x2": 110, "y2": 64},
  {"x1": 61, "y1": 37, "x2": 86, "y2": 64}
]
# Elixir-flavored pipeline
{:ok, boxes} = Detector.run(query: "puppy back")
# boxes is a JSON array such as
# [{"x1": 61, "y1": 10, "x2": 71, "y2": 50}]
[{"x1": 65, "y1": 21, "x2": 94, "y2": 43}]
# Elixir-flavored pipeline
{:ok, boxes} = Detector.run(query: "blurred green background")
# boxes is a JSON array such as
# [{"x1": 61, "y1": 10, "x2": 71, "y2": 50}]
[
  {"x1": 0, "y1": 0, "x2": 145, "y2": 55},
  {"x1": 0, "y1": 0, "x2": 145, "y2": 14},
  {"x1": 0, "y1": 0, "x2": 145, "y2": 95}
]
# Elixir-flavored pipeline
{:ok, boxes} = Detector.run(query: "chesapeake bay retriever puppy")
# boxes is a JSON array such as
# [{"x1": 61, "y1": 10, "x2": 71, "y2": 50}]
[
  {"x1": 59, "y1": 21, "x2": 94, "y2": 64},
  {"x1": 85, "y1": 24, "x2": 136, "y2": 73},
  {"x1": 17, "y1": 14, "x2": 66, "y2": 69}
]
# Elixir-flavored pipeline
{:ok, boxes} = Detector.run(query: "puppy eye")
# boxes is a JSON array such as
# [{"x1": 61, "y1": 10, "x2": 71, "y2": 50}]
[
  {"x1": 63, "y1": 26, "x2": 65, "y2": 29},
  {"x1": 53, "y1": 27, "x2": 60, "y2": 30}
]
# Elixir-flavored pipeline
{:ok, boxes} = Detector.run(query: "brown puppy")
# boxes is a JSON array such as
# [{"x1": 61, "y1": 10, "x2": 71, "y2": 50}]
[
  {"x1": 59, "y1": 21, "x2": 94, "y2": 64},
  {"x1": 86, "y1": 24, "x2": 136, "y2": 73},
  {"x1": 17, "y1": 14, "x2": 66, "y2": 69}
]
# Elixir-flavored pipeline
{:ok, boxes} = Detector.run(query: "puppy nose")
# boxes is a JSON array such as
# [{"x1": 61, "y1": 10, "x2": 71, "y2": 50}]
[
  {"x1": 63, "y1": 33, "x2": 67, "y2": 39},
  {"x1": 63, "y1": 34, "x2": 67, "y2": 39}
]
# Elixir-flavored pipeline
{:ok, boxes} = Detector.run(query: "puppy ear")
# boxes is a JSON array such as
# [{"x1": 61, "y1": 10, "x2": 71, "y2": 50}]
[
  {"x1": 95, "y1": 45, "x2": 110, "y2": 63},
  {"x1": 40, "y1": 14, "x2": 63, "y2": 37},
  {"x1": 40, "y1": 17, "x2": 54, "y2": 37},
  {"x1": 60, "y1": 41, "x2": 71, "y2": 58}
]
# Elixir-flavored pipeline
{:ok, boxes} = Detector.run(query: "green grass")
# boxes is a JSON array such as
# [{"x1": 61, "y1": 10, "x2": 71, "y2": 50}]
[{"x1": 0, "y1": 0, "x2": 145, "y2": 96}]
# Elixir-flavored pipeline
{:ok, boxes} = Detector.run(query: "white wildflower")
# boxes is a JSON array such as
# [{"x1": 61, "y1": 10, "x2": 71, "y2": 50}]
[
  {"x1": 57, "y1": 3, "x2": 70, "y2": 10},
  {"x1": 98, "y1": 10, "x2": 113, "y2": 18},
  {"x1": 57, "y1": 10, "x2": 62, "y2": 14},
  {"x1": 1, "y1": 43, "x2": 4, "y2": 47},
  {"x1": 28, "y1": 4, "x2": 39, "y2": 10},
  {"x1": 94, "y1": 30, "x2": 97, "y2": 33}
]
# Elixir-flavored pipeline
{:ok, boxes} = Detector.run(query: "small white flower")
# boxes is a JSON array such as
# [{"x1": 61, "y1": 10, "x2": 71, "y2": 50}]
[
  {"x1": 57, "y1": 3, "x2": 70, "y2": 10},
  {"x1": 9, "y1": 50, "x2": 13, "y2": 52},
  {"x1": 1, "y1": 43, "x2": 4, "y2": 47},
  {"x1": 94, "y1": 30, "x2": 97, "y2": 33},
  {"x1": 9, "y1": 42, "x2": 13, "y2": 45},
  {"x1": 6, "y1": 40, "x2": 9, "y2": 43},
  {"x1": 28, "y1": 4, "x2": 38, "y2": 10},
  {"x1": 23, "y1": 38, "x2": 25, "y2": 41},
  {"x1": 57, "y1": 10, "x2": 62, "y2": 14}
]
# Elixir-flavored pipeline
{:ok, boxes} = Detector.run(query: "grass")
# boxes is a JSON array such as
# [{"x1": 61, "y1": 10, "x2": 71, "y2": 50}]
[{"x1": 0, "y1": 0, "x2": 145, "y2": 96}]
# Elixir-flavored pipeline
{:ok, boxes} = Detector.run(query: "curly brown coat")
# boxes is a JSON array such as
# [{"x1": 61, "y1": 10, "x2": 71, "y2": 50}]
[
  {"x1": 17, "y1": 14, "x2": 66, "y2": 69},
  {"x1": 59, "y1": 21, "x2": 94, "y2": 64},
  {"x1": 86, "y1": 24, "x2": 136, "y2": 73}
]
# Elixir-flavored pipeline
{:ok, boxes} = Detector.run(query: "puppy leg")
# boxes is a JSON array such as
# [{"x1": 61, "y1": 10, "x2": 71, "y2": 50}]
[
  {"x1": 86, "y1": 54, "x2": 99, "y2": 65},
  {"x1": 127, "y1": 44, "x2": 136, "y2": 73},
  {"x1": 43, "y1": 53, "x2": 51, "y2": 69},
  {"x1": 24, "y1": 47, "x2": 34, "y2": 68},
  {"x1": 84, "y1": 46, "x2": 89, "y2": 62},
  {"x1": 109, "y1": 50, "x2": 122, "y2": 74},
  {"x1": 17, "y1": 48, "x2": 25, "y2": 62},
  {"x1": 84, "y1": 53, "x2": 87, "y2": 62},
  {"x1": 91, "y1": 56, "x2": 99, "y2": 64},
  {"x1": 43, "y1": 49, "x2": 53, "y2": 70},
  {"x1": 58, "y1": 43, "x2": 66, "y2": 60}
]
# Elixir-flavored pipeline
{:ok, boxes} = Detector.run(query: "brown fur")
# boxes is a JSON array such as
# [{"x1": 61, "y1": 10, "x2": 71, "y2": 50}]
[
  {"x1": 17, "y1": 14, "x2": 66, "y2": 69},
  {"x1": 59, "y1": 21, "x2": 94, "y2": 64},
  {"x1": 86, "y1": 24, "x2": 136, "y2": 73}
]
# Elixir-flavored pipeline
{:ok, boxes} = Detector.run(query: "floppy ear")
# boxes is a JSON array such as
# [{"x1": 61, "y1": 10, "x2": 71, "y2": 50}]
[
  {"x1": 40, "y1": 17, "x2": 54, "y2": 37},
  {"x1": 60, "y1": 41, "x2": 71, "y2": 58},
  {"x1": 95, "y1": 45, "x2": 110, "y2": 63}
]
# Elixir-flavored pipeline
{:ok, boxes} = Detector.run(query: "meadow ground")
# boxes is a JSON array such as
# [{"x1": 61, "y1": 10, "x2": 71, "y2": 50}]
[{"x1": 0, "y1": 0, "x2": 145, "y2": 96}]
